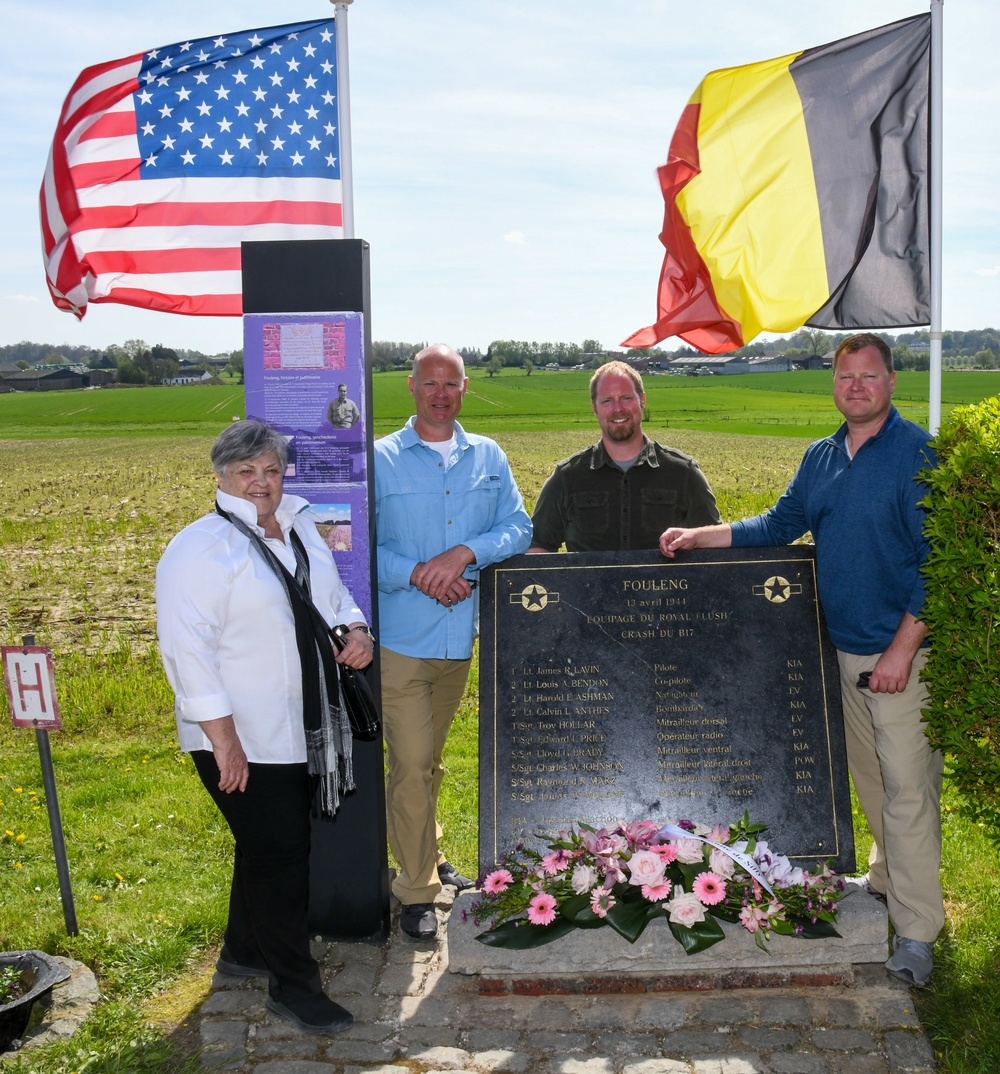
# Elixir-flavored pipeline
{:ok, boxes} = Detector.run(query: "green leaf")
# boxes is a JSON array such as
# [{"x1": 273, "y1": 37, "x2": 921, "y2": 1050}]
[
  {"x1": 560, "y1": 895, "x2": 607, "y2": 930},
  {"x1": 795, "y1": 919, "x2": 842, "y2": 940},
  {"x1": 676, "y1": 862, "x2": 703, "y2": 888},
  {"x1": 668, "y1": 915, "x2": 726, "y2": 954},
  {"x1": 474, "y1": 917, "x2": 577, "y2": 949},
  {"x1": 605, "y1": 897, "x2": 660, "y2": 944}
]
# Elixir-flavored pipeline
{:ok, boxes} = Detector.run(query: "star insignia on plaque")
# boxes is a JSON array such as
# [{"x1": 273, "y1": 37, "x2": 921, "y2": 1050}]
[
  {"x1": 752, "y1": 575, "x2": 803, "y2": 604},
  {"x1": 511, "y1": 584, "x2": 559, "y2": 612}
]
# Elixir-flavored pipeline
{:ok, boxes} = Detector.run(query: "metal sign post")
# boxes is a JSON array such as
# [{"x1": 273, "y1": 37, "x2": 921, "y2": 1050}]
[{"x1": 1, "y1": 635, "x2": 78, "y2": 936}]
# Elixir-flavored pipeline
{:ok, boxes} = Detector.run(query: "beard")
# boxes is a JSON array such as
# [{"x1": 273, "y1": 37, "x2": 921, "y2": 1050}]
[{"x1": 603, "y1": 416, "x2": 638, "y2": 442}]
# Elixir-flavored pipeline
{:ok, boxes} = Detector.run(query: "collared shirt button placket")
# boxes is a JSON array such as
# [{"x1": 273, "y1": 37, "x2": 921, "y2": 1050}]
[
  {"x1": 620, "y1": 473, "x2": 631, "y2": 549},
  {"x1": 443, "y1": 483, "x2": 455, "y2": 611}
]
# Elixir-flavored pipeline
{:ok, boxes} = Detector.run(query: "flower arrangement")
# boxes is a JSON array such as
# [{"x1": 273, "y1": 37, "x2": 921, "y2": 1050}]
[{"x1": 471, "y1": 813, "x2": 846, "y2": 953}]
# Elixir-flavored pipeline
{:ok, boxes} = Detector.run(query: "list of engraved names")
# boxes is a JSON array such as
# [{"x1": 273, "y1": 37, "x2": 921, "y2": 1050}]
[{"x1": 482, "y1": 550, "x2": 852, "y2": 872}]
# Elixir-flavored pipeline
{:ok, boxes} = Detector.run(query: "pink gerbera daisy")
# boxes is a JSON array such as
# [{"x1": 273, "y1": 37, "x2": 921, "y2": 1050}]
[
  {"x1": 527, "y1": 892, "x2": 558, "y2": 925},
  {"x1": 590, "y1": 889, "x2": 616, "y2": 918},
  {"x1": 540, "y1": 849, "x2": 573, "y2": 875},
  {"x1": 692, "y1": 871, "x2": 727, "y2": 906},
  {"x1": 482, "y1": 869, "x2": 513, "y2": 895},
  {"x1": 655, "y1": 843, "x2": 679, "y2": 865},
  {"x1": 641, "y1": 878, "x2": 673, "y2": 901}
]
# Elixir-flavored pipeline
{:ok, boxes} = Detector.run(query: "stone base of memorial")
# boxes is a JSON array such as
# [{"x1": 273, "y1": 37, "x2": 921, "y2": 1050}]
[{"x1": 447, "y1": 889, "x2": 887, "y2": 989}]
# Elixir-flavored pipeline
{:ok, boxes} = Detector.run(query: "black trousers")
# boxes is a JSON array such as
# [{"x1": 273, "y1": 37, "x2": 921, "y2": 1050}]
[{"x1": 192, "y1": 751, "x2": 323, "y2": 1003}]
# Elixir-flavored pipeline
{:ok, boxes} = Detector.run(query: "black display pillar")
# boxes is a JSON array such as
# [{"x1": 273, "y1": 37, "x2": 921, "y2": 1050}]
[{"x1": 242, "y1": 238, "x2": 390, "y2": 941}]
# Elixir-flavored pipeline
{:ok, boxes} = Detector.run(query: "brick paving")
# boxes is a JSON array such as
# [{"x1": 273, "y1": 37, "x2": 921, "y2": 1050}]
[{"x1": 196, "y1": 893, "x2": 936, "y2": 1074}]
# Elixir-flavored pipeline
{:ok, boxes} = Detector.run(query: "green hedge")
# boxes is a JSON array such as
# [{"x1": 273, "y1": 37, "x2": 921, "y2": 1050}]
[{"x1": 922, "y1": 395, "x2": 1000, "y2": 840}]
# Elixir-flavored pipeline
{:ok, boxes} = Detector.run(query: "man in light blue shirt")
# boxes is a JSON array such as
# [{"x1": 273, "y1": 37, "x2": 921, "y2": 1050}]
[{"x1": 374, "y1": 344, "x2": 531, "y2": 939}]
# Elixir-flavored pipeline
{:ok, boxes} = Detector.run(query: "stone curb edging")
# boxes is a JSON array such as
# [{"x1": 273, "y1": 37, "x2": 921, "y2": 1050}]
[{"x1": 195, "y1": 892, "x2": 938, "y2": 1074}]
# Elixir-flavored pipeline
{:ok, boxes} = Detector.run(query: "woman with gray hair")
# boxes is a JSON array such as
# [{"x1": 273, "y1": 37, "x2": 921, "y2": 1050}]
[{"x1": 156, "y1": 420, "x2": 374, "y2": 1035}]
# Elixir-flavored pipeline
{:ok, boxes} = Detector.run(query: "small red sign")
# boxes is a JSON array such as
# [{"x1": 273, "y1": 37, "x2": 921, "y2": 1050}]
[{"x1": 2, "y1": 646, "x2": 63, "y2": 730}]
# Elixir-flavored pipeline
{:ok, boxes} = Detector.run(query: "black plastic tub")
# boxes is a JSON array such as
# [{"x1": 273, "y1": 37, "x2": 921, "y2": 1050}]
[{"x1": 0, "y1": 951, "x2": 71, "y2": 1052}]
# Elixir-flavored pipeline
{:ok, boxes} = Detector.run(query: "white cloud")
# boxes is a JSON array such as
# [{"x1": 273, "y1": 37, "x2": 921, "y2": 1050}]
[
  {"x1": 974, "y1": 267, "x2": 1000, "y2": 278},
  {"x1": 503, "y1": 231, "x2": 527, "y2": 246}
]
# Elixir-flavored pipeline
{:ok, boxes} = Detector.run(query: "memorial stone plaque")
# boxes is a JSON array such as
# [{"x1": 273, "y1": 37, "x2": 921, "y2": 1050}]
[{"x1": 479, "y1": 547, "x2": 855, "y2": 875}]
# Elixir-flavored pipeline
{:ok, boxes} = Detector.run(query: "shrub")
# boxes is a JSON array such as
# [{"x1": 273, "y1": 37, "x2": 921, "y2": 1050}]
[{"x1": 921, "y1": 396, "x2": 1000, "y2": 841}]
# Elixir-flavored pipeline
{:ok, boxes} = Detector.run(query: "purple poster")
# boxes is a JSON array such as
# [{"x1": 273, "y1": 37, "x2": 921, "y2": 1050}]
[{"x1": 243, "y1": 312, "x2": 371, "y2": 620}]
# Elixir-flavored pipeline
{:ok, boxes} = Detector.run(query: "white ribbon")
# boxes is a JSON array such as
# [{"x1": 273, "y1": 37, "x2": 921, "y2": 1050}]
[{"x1": 655, "y1": 822, "x2": 776, "y2": 898}]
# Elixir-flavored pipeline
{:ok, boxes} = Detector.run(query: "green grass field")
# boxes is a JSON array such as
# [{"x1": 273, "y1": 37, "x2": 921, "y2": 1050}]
[
  {"x1": 2, "y1": 367, "x2": 999, "y2": 440},
  {"x1": 1, "y1": 377, "x2": 999, "y2": 1072}
]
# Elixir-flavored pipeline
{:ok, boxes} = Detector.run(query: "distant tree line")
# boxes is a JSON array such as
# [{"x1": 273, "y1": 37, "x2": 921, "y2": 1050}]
[
  {"x1": 5, "y1": 326, "x2": 999, "y2": 382},
  {"x1": 657, "y1": 327, "x2": 1000, "y2": 371},
  {"x1": 372, "y1": 339, "x2": 611, "y2": 377},
  {"x1": 2, "y1": 339, "x2": 244, "y2": 385}
]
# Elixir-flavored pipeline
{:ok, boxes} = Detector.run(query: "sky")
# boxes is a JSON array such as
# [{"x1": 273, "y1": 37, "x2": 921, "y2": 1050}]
[{"x1": 2, "y1": 0, "x2": 997, "y2": 357}]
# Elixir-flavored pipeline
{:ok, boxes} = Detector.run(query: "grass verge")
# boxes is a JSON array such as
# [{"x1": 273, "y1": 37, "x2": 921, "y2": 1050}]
[{"x1": 1, "y1": 430, "x2": 998, "y2": 1073}]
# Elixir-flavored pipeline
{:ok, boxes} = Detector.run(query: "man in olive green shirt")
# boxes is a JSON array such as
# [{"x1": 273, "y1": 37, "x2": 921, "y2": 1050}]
[{"x1": 529, "y1": 361, "x2": 720, "y2": 552}]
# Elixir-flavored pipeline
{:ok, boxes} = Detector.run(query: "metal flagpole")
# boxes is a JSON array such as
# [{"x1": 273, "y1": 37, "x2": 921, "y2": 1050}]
[
  {"x1": 928, "y1": 0, "x2": 944, "y2": 433},
  {"x1": 332, "y1": 0, "x2": 355, "y2": 238}
]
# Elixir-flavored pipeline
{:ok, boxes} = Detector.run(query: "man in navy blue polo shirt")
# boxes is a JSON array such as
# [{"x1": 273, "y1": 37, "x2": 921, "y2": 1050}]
[{"x1": 659, "y1": 333, "x2": 941, "y2": 988}]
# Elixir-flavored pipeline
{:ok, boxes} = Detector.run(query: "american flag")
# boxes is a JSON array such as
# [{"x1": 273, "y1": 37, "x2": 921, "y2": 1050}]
[{"x1": 40, "y1": 19, "x2": 342, "y2": 319}]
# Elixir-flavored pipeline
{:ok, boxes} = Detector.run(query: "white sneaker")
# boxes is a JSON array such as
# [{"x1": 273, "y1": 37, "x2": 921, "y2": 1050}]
[
  {"x1": 885, "y1": 935, "x2": 934, "y2": 987},
  {"x1": 844, "y1": 873, "x2": 887, "y2": 904}
]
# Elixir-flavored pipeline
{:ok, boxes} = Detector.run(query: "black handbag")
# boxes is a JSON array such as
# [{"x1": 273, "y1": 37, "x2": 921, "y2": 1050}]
[{"x1": 330, "y1": 624, "x2": 381, "y2": 741}]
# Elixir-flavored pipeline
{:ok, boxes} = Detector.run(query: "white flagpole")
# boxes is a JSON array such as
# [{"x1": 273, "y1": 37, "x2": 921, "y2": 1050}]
[
  {"x1": 332, "y1": 0, "x2": 355, "y2": 238},
  {"x1": 928, "y1": 0, "x2": 943, "y2": 432}
]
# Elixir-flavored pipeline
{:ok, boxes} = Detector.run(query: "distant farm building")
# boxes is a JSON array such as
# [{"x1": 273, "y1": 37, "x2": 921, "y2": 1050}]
[
  {"x1": 165, "y1": 371, "x2": 215, "y2": 385},
  {"x1": 0, "y1": 367, "x2": 118, "y2": 392},
  {"x1": 667, "y1": 353, "x2": 828, "y2": 375},
  {"x1": 0, "y1": 368, "x2": 85, "y2": 391}
]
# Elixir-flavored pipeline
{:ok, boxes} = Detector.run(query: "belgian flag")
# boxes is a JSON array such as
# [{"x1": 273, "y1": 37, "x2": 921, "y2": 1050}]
[{"x1": 624, "y1": 14, "x2": 931, "y2": 355}]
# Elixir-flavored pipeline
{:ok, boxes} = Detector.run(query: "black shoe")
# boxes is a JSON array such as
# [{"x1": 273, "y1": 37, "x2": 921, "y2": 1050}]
[
  {"x1": 265, "y1": 995, "x2": 354, "y2": 1035},
  {"x1": 400, "y1": 902, "x2": 438, "y2": 939},
  {"x1": 216, "y1": 949, "x2": 268, "y2": 978},
  {"x1": 437, "y1": 861, "x2": 475, "y2": 891}
]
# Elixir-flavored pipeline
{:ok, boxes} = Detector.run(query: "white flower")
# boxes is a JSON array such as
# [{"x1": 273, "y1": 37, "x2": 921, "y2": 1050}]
[
  {"x1": 674, "y1": 837, "x2": 705, "y2": 865},
  {"x1": 626, "y1": 850, "x2": 666, "y2": 887},
  {"x1": 571, "y1": 862, "x2": 599, "y2": 894},
  {"x1": 708, "y1": 847, "x2": 736, "y2": 879},
  {"x1": 665, "y1": 889, "x2": 707, "y2": 927}
]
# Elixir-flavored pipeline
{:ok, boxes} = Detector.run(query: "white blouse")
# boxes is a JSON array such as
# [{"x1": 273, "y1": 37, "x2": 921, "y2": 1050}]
[{"x1": 156, "y1": 489, "x2": 365, "y2": 763}]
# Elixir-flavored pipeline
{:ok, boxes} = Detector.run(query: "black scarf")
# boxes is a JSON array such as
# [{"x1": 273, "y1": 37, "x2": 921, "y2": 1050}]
[{"x1": 216, "y1": 503, "x2": 353, "y2": 816}]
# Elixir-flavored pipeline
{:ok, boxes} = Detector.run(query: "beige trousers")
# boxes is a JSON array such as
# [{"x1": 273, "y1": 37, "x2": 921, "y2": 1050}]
[
  {"x1": 379, "y1": 647, "x2": 472, "y2": 905},
  {"x1": 837, "y1": 648, "x2": 944, "y2": 943}
]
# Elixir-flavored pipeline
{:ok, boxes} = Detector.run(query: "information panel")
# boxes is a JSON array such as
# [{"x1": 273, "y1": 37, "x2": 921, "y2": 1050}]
[
  {"x1": 479, "y1": 547, "x2": 855, "y2": 874},
  {"x1": 243, "y1": 311, "x2": 371, "y2": 619}
]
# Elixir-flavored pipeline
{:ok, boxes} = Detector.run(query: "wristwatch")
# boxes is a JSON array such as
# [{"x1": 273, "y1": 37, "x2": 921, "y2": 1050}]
[{"x1": 350, "y1": 624, "x2": 376, "y2": 643}]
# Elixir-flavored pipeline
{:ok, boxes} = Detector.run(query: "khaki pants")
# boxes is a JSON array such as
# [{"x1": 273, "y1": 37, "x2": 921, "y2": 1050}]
[
  {"x1": 837, "y1": 648, "x2": 944, "y2": 943},
  {"x1": 380, "y1": 647, "x2": 472, "y2": 905}
]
